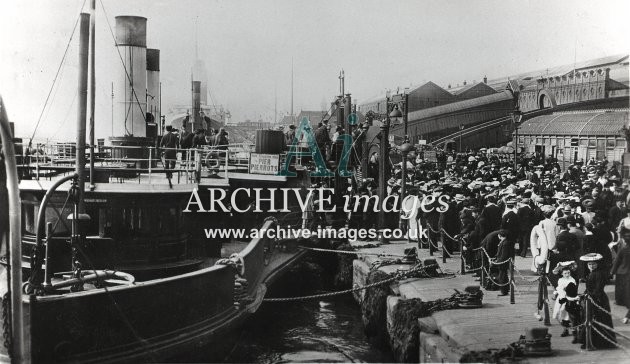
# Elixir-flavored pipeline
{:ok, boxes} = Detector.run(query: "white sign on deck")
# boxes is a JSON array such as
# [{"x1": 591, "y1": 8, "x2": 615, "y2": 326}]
[{"x1": 249, "y1": 153, "x2": 280, "y2": 175}]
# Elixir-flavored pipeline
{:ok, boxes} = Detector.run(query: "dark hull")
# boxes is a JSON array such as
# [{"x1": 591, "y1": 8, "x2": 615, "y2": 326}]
[{"x1": 18, "y1": 222, "x2": 307, "y2": 363}]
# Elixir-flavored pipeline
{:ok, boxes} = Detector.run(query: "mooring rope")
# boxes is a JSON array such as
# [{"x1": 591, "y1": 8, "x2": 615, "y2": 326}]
[{"x1": 263, "y1": 263, "x2": 439, "y2": 302}]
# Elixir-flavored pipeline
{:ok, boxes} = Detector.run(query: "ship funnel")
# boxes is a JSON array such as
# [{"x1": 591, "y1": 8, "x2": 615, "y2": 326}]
[{"x1": 113, "y1": 16, "x2": 147, "y2": 137}]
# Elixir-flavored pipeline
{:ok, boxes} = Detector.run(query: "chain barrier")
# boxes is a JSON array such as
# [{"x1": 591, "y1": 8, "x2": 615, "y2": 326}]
[
  {"x1": 591, "y1": 325, "x2": 630, "y2": 352},
  {"x1": 593, "y1": 319, "x2": 630, "y2": 342},
  {"x1": 263, "y1": 263, "x2": 439, "y2": 302},
  {"x1": 481, "y1": 266, "x2": 512, "y2": 287},
  {"x1": 586, "y1": 295, "x2": 628, "y2": 321}
]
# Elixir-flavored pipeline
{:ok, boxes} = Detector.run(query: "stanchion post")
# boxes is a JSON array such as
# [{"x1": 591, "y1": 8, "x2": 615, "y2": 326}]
[
  {"x1": 585, "y1": 295, "x2": 594, "y2": 351},
  {"x1": 442, "y1": 232, "x2": 447, "y2": 264},
  {"x1": 429, "y1": 230, "x2": 434, "y2": 256},
  {"x1": 481, "y1": 257, "x2": 486, "y2": 287},
  {"x1": 542, "y1": 272, "x2": 551, "y2": 326},
  {"x1": 460, "y1": 238, "x2": 466, "y2": 275},
  {"x1": 510, "y1": 258, "x2": 515, "y2": 304}
]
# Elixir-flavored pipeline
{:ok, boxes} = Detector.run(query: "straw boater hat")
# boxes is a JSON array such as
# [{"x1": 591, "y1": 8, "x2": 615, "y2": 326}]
[
  {"x1": 553, "y1": 260, "x2": 578, "y2": 275},
  {"x1": 580, "y1": 253, "x2": 603, "y2": 262}
]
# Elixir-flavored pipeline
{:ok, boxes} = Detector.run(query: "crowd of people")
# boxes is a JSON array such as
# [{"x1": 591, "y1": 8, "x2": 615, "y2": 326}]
[
  {"x1": 159, "y1": 125, "x2": 231, "y2": 186},
  {"x1": 353, "y1": 147, "x2": 629, "y2": 350}
]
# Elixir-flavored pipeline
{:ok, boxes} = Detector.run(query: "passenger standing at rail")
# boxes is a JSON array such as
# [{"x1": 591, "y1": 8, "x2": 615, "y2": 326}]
[{"x1": 160, "y1": 125, "x2": 178, "y2": 188}]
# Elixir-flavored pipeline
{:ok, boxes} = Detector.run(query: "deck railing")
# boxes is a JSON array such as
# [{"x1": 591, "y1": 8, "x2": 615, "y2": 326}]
[{"x1": 15, "y1": 141, "x2": 295, "y2": 184}]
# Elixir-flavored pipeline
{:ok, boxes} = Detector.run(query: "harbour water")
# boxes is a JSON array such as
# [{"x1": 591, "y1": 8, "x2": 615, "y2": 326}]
[
  {"x1": 225, "y1": 295, "x2": 393, "y2": 363},
  {"x1": 224, "y1": 260, "x2": 393, "y2": 363}
]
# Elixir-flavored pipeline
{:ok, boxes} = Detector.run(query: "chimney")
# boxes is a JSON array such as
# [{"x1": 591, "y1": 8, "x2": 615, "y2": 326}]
[
  {"x1": 113, "y1": 16, "x2": 148, "y2": 137},
  {"x1": 483, "y1": 76, "x2": 487, "y2": 84}
]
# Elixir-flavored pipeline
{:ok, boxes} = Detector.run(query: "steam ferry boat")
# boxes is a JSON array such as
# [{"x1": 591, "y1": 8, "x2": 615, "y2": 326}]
[{"x1": 0, "y1": 6, "x2": 319, "y2": 363}]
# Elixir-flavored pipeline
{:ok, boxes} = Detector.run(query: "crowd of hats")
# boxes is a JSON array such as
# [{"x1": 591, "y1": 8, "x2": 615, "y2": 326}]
[{"x1": 374, "y1": 151, "x2": 626, "y2": 213}]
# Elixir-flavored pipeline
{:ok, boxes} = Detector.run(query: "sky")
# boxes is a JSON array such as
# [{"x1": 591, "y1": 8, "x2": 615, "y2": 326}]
[{"x1": 1, "y1": 0, "x2": 629, "y2": 141}]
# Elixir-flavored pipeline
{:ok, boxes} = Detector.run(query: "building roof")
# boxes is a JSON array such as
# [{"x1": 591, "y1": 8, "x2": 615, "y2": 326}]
[
  {"x1": 518, "y1": 110, "x2": 629, "y2": 137},
  {"x1": 296, "y1": 110, "x2": 327, "y2": 125},
  {"x1": 484, "y1": 54, "x2": 629, "y2": 91},
  {"x1": 280, "y1": 115, "x2": 296, "y2": 126},
  {"x1": 450, "y1": 82, "x2": 498, "y2": 100},
  {"x1": 407, "y1": 90, "x2": 513, "y2": 122}
]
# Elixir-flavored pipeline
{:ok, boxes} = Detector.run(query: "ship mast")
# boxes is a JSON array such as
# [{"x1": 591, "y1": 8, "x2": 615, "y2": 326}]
[{"x1": 89, "y1": 0, "x2": 96, "y2": 190}]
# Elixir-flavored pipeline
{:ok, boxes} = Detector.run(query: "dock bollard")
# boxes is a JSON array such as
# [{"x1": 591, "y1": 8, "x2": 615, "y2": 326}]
[
  {"x1": 509, "y1": 258, "x2": 515, "y2": 304},
  {"x1": 460, "y1": 238, "x2": 466, "y2": 275}
]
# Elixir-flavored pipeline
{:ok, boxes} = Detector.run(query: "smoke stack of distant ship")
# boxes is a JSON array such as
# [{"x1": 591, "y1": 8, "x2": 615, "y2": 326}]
[{"x1": 192, "y1": 81, "x2": 202, "y2": 132}]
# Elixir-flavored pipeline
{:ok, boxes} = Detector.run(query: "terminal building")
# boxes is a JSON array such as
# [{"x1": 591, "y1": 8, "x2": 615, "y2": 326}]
[{"x1": 358, "y1": 54, "x2": 629, "y2": 170}]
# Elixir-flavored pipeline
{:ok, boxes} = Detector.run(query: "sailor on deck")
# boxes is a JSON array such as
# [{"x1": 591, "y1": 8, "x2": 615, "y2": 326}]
[{"x1": 161, "y1": 125, "x2": 178, "y2": 187}]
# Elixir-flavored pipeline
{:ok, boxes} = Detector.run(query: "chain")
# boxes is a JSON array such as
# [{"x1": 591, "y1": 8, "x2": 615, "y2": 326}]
[
  {"x1": 263, "y1": 263, "x2": 438, "y2": 302},
  {"x1": 592, "y1": 319, "x2": 630, "y2": 342},
  {"x1": 587, "y1": 295, "x2": 614, "y2": 316},
  {"x1": 591, "y1": 325, "x2": 630, "y2": 352},
  {"x1": 1, "y1": 293, "x2": 11, "y2": 357},
  {"x1": 298, "y1": 246, "x2": 407, "y2": 258},
  {"x1": 481, "y1": 266, "x2": 512, "y2": 287}
]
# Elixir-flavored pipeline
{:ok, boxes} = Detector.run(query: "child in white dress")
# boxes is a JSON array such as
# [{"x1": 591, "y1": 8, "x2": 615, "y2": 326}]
[{"x1": 552, "y1": 262, "x2": 577, "y2": 337}]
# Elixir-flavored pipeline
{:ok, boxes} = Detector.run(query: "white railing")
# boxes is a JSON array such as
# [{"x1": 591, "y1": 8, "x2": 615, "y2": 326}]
[{"x1": 15, "y1": 141, "x2": 271, "y2": 184}]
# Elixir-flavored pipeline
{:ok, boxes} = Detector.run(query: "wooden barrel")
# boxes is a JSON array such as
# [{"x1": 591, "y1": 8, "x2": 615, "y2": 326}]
[{"x1": 255, "y1": 130, "x2": 284, "y2": 154}]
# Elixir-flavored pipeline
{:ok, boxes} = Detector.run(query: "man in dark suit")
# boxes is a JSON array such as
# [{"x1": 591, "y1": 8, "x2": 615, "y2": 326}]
[
  {"x1": 481, "y1": 195, "x2": 502, "y2": 233},
  {"x1": 609, "y1": 199, "x2": 626, "y2": 231},
  {"x1": 495, "y1": 230, "x2": 513, "y2": 296},
  {"x1": 160, "y1": 125, "x2": 179, "y2": 187},
  {"x1": 517, "y1": 197, "x2": 535, "y2": 257},
  {"x1": 501, "y1": 195, "x2": 521, "y2": 248}
]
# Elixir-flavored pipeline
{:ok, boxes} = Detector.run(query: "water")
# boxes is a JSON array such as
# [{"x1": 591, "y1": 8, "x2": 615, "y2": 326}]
[{"x1": 224, "y1": 295, "x2": 393, "y2": 363}]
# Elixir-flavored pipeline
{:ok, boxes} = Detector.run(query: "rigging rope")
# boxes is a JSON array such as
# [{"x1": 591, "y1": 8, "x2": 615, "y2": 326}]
[{"x1": 29, "y1": 0, "x2": 87, "y2": 146}]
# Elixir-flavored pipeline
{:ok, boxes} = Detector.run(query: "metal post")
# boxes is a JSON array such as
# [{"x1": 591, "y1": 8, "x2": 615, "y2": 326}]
[
  {"x1": 542, "y1": 273, "x2": 551, "y2": 325},
  {"x1": 585, "y1": 295, "x2": 594, "y2": 350},
  {"x1": 148, "y1": 147, "x2": 152, "y2": 184},
  {"x1": 400, "y1": 149, "x2": 408, "y2": 229},
  {"x1": 510, "y1": 259, "x2": 515, "y2": 304},
  {"x1": 514, "y1": 119, "x2": 518, "y2": 171},
  {"x1": 442, "y1": 233, "x2": 447, "y2": 263},
  {"x1": 378, "y1": 96, "x2": 391, "y2": 244},
  {"x1": 403, "y1": 92, "x2": 409, "y2": 136},
  {"x1": 428, "y1": 228, "x2": 434, "y2": 256},
  {"x1": 460, "y1": 238, "x2": 466, "y2": 275},
  {"x1": 481, "y1": 257, "x2": 486, "y2": 287},
  {"x1": 88, "y1": 0, "x2": 95, "y2": 190},
  {"x1": 43, "y1": 222, "x2": 53, "y2": 289},
  {"x1": 0, "y1": 95, "x2": 26, "y2": 364},
  {"x1": 76, "y1": 13, "x2": 90, "y2": 214}
]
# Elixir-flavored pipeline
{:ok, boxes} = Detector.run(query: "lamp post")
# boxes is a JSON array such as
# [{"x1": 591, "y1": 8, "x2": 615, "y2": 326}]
[
  {"x1": 399, "y1": 138, "x2": 413, "y2": 229},
  {"x1": 378, "y1": 92, "x2": 401, "y2": 243},
  {"x1": 512, "y1": 107, "x2": 522, "y2": 171}
]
